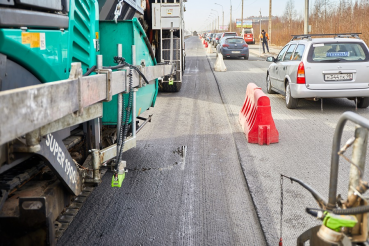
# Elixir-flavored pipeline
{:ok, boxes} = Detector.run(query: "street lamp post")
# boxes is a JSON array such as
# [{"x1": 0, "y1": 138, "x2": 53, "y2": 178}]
[
  {"x1": 229, "y1": 0, "x2": 232, "y2": 32},
  {"x1": 241, "y1": 0, "x2": 244, "y2": 32},
  {"x1": 215, "y1": 3, "x2": 224, "y2": 32},
  {"x1": 208, "y1": 13, "x2": 216, "y2": 33},
  {"x1": 211, "y1": 9, "x2": 219, "y2": 31}
]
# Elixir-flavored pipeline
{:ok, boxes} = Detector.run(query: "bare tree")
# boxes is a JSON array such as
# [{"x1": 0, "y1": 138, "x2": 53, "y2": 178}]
[
  {"x1": 283, "y1": 0, "x2": 297, "y2": 32},
  {"x1": 266, "y1": 0, "x2": 369, "y2": 47}
]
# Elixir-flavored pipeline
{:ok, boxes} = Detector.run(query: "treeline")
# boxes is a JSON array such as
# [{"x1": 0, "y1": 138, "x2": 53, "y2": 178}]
[{"x1": 236, "y1": 0, "x2": 369, "y2": 47}]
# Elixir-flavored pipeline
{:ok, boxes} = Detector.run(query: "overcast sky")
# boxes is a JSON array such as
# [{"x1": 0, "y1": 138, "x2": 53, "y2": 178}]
[{"x1": 183, "y1": 0, "x2": 340, "y2": 31}]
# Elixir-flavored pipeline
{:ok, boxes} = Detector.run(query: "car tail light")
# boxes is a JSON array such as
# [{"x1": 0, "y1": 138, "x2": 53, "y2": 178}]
[
  {"x1": 243, "y1": 44, "x2": 248, "y2": 47},
  {"x1": 297, "y1": 62, "x2": 306, "y2": 84},
  {"x1": 222, "y1": 44, "x2": 229, "y2": 47}
]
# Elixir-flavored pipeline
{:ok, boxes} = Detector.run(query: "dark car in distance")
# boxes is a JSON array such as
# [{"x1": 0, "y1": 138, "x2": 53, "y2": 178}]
[
  {"x1": 221, "y1": 32, "x2": 238, "y2": 38},
  {"x1": 216, "y1": 36, "x2": 249, "y2": 60},
  {"x1": 213, "y1": 33, "x2": 222, "y2": 47}
]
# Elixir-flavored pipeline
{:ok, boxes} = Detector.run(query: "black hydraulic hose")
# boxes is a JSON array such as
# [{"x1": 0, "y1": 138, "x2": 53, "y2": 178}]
[
  {"x1": 281, "y1": 175, "x2": 327, "y2": 209},
  {"x1": 113, "y1": 57, "x2": 150, "y2": 85},
  {"x1": 102, "y1": 64, "x2": 125, "y2": 70},
  {"x1": 333, "y1": 205, "x2": 369, "y2": 215},
  {"x1": 128, "y1": 65, "x2": 150, "y2": 84},
  {"x1": 84, "y1": 57, "x2": 151, "y2": 86},
  {"x1": 306, "y1": 207, "x2": 325, "y2": 219},
  {"x1": 306, "y1": 208, "x2": 319, "y2": 218},
  {"x1": 83, "y1": 64, "x2": 125, "y2": 76},
  {"x1": 83, "y1": 65, "x2": 97, "y2": 76}
]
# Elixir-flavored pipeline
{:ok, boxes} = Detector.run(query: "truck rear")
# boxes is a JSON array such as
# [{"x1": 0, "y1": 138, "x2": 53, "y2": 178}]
[{"x1": 241, "y1": 28, "x2": 255, "y2": 44}]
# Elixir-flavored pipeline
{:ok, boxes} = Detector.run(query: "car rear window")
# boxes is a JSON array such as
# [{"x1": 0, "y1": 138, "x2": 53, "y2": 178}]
[
  {"x1": 244, "y1": 29, "x2": 252, "y2": 34},
  {"x1": 224, "y1": 33, "x2": 237, "y2": 36},
  {"x1": 226, "y1": 38, "x2": 245, "y2": 44},
  {"x1": 307, "y1": 42, "x2": 369, "y2": 62}
]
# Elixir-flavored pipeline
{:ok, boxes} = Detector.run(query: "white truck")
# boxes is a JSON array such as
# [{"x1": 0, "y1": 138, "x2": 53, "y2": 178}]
[{"x1": 151, "y1": 0, "x2": 186, "y2": 92}]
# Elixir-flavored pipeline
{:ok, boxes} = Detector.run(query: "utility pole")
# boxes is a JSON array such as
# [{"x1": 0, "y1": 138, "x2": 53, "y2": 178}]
[
  {"x1": 269, "y1": 0, "x2": 272, "y2": 45},
  {"x1": 241, "y1": 0, "x2": 244, "y2": 32},
  {"x1": 304, "y1": 0, "x2": 309, "y2": 34},
  {"x1": 230, "y1": 1, "x2": 232, "y2": 31},
  {"x1": 259, "y1": 9, "x2": 261, "y2": 56}
]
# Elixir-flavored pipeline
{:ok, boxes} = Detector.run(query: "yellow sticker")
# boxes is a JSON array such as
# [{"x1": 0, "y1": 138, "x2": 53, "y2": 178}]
[
  {"x1": 21, "y1": 33, "x2": 31, "y2": 44},
  {"x1": 30, "y1": 33, "x2": 40, "y2": 48},
  {"x1": 95, "y1": 32, "x2": 99, "y2": 39},
  {"x1": 22, "y1": 33, "x2": 40, "y2": 48}
]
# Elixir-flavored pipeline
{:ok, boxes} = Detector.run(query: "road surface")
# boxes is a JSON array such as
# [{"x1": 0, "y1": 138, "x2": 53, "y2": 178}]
[
  {"x1": 59, "y1": 37, "x2": 369, "y2": 246},
  {"x1": 58, "y1": 37, "x2": 266, "y2": 245}
]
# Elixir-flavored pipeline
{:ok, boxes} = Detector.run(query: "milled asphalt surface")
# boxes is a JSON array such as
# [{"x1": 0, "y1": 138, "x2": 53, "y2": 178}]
[
  {"x1": 59, "y1": 37, "x2": 369, "y2": 246},
  {"x1": 58, "y1": 37, "x2": 266, "y2": 245},
  {"x1": 207, "y1": 41, "x2": 369, "y2": 245}
]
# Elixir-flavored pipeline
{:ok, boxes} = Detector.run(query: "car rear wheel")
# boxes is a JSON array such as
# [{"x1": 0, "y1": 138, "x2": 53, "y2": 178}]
[
  {"x1": 266, "y1": 74, "x2": 275, "y2": 94},
  {"x1": 285, "y1": 81, "x2": 298, "y2": 109},
  {"x1": 244, "y1": 55, "x2": 249, "y2": 60},
  {"x1": 357, "y1": 97, "x2": 369, "y2": 108}
]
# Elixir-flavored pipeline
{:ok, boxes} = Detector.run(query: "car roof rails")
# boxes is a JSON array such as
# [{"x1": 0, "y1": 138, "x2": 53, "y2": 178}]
[
  {"x1": 290, "y1": 33, "x2": 361, "y2": 41},
  {"x1": 290, "y1": 35, "x2": 312, "y2": 41}
]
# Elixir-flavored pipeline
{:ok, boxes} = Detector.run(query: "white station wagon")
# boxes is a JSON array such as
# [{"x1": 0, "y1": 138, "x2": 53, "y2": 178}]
[{"x1": 266, "y1": 34, "x2": 369, "y2": 109}]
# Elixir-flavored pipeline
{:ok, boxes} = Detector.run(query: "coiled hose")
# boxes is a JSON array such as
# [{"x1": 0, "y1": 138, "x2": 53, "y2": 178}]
[
  {"x1": 115, "y1": 69, "x2": 134, "y2": 174},
  {"x1": 333, "y1": 205, "x2": 369, "y2": 215}
]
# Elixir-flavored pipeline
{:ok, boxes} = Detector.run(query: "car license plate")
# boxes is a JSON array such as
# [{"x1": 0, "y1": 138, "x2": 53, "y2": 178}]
[
  {"x1": 324, "y1": 73, "x2": 353, "y2": 81},
  {"x1": 232, "y1": 51, "x2": 240, "y2": 54}
]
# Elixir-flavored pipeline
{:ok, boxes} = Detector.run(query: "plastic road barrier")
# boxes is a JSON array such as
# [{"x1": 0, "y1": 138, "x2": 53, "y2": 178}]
[
  {"x1": 239, "y1": 83, "x2": 279, "y2": 145},
  {"x1": 206, "y1": 43, "x2": 212, "y2": 54},
  {"x1": 214, "y1": 53, "x2": 227, "y2": 72}
]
